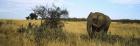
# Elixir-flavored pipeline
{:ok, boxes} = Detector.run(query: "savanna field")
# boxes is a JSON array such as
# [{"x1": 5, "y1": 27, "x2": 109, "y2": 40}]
[{"x1": 0, "y1": 20, "x2": 140, "y2": 46}]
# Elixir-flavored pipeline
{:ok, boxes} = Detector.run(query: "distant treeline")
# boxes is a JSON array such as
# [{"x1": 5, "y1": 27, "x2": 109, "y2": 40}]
[
  {"x1": 111, "y1": 19, "x2": 140, "y2": 23},
  {"x1": 60, "y1": 18, "x2": 87, "y2": 21},
  {"x1": 59, "y1": 18, "x2": 140, "y2": 23}
]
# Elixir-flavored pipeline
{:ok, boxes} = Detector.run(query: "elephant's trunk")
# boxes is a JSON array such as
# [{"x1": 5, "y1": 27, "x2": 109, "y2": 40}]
[
  {"x1": 92, "y1": 24, "x2": 101, "y2": 32},
  {"x1": 92, "y1": 24, "x2": 99, "y2": 32}
]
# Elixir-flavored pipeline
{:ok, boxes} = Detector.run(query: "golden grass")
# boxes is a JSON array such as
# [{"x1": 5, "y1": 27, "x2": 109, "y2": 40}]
[
  {"x1": 0, "y1": 20, "x2": 140, "y2": 46},
  {"x1": 64, "y1": 21, "x2": 140, "y2": 38},
  {"x1": 109, "y1": 22, "x2": 140, "y2": 38}
]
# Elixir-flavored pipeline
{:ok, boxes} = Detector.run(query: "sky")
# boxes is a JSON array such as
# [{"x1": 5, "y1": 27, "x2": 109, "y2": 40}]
[{"x1": 0, "y1": 0, "x2": 140, "y2": 19}]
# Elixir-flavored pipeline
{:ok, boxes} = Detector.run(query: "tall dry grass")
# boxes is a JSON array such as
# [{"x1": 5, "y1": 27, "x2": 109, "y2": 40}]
[{"x1": 0, "y1": 20, "x2": 140, "y2": 46}]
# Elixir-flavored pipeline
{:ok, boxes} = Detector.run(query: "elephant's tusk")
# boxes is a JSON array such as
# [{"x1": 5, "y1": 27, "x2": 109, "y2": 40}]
[{"x1": 92, "y1": 24, "x2": 99, "y2": 28}]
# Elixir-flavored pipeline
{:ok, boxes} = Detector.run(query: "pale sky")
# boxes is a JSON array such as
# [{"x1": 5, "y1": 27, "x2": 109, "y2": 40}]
[{"x1": 0, "y1": 0, "x2": 140, "y2": 19}]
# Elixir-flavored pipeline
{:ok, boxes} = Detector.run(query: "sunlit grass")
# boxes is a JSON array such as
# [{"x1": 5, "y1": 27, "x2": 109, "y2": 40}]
[{"x1": 0, "y1": 20, "x2": 140, "y2": 46}]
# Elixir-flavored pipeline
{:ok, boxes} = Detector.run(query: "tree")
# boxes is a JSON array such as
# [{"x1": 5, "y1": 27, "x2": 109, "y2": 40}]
[
  {"x1": 25, "y1": 13, "x2": 38, "y2": 20},
  {"x1": 33, "y1": 5, "x2": 69, "y2": 29},
  {"x1": 29, "y1": 13, "x2": 38, "y2": 20},
  {"x1": 33, "y1": 6, "x2": 47, "y2": 19},
  {"x1": 47, "y1": 7, "x2": 68, "y2": 28},
  {"x1": 26, "y1": 16, "x2": 30, "y2": 20}
]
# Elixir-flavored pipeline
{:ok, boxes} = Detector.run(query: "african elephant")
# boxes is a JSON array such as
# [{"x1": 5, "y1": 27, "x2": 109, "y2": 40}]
[{"x1": 87, "y1": 12, "x2": 111, "y2": 38}]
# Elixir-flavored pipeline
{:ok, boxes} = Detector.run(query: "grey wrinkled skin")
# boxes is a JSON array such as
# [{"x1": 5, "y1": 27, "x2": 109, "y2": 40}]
[{"x1": 87, "y1": 12, "x2": 111, "y2": 38}]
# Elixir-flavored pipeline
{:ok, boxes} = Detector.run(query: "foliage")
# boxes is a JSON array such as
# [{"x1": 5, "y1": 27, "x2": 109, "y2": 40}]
[
  {"x1": 33, "y1": 5, "x2": 68, "y2": 29},
  {"x1": 17, "y1": 23, "x2": 68, "y2": 46},
  {"x1": 26, "y1": 13, "x2": 38, "y2": 20}
]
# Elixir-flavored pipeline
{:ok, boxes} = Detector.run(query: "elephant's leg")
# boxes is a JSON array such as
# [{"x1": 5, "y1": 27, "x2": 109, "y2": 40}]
[
  {"x1": 91, "y1": 25, "x2": 97, "y2": 38},
  {"x1": 88, "y1": 27, "x2": 93, "y2": 38},
  {"x1": 98, "y1": 25, "x2": 107, "y2": 37},
  {"x1": 87, "y1": 24, "x2": 93, "y2": 38},
  {"x1": 104, "y1": 23, "x2": 110, "y2": 33}
]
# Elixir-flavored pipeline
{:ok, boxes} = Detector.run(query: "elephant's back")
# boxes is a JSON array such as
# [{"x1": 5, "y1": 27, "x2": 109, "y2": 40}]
[{"x1": 87, "y1": 12, "x2": 111, "y2": 27}]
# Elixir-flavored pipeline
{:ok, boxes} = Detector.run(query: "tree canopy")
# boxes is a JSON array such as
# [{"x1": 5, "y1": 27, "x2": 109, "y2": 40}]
[{"x1": 32, "y1": 5, "x2": 69, "y2": 29}]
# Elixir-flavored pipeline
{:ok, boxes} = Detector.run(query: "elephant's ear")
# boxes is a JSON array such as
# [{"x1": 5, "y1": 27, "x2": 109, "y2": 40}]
[
  {"x1": 97, "y1": 16, "x2": 105, "y2": 26},
  {"x1": 89, "y1": 12, "x2": 93, "y2": 16},
  {"x1": 94, "y1": 15, "x2": 106, "y2": 28}
]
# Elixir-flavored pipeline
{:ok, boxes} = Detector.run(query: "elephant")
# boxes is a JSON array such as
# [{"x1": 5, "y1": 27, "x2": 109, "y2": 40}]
[{"x1": 87, "y1": 12, "x2": 111, "y2": 38}]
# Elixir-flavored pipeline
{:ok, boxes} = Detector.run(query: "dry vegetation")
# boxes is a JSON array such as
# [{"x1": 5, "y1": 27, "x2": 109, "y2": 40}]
[{"x1": 0, "y1": 20, "x2": 140, "y2": 46}]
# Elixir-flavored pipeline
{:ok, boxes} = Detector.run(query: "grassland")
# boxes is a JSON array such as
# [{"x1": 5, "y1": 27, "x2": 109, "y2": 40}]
[{"x1": 0, "y1": 20, "x2": 140, "y2": 46}]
